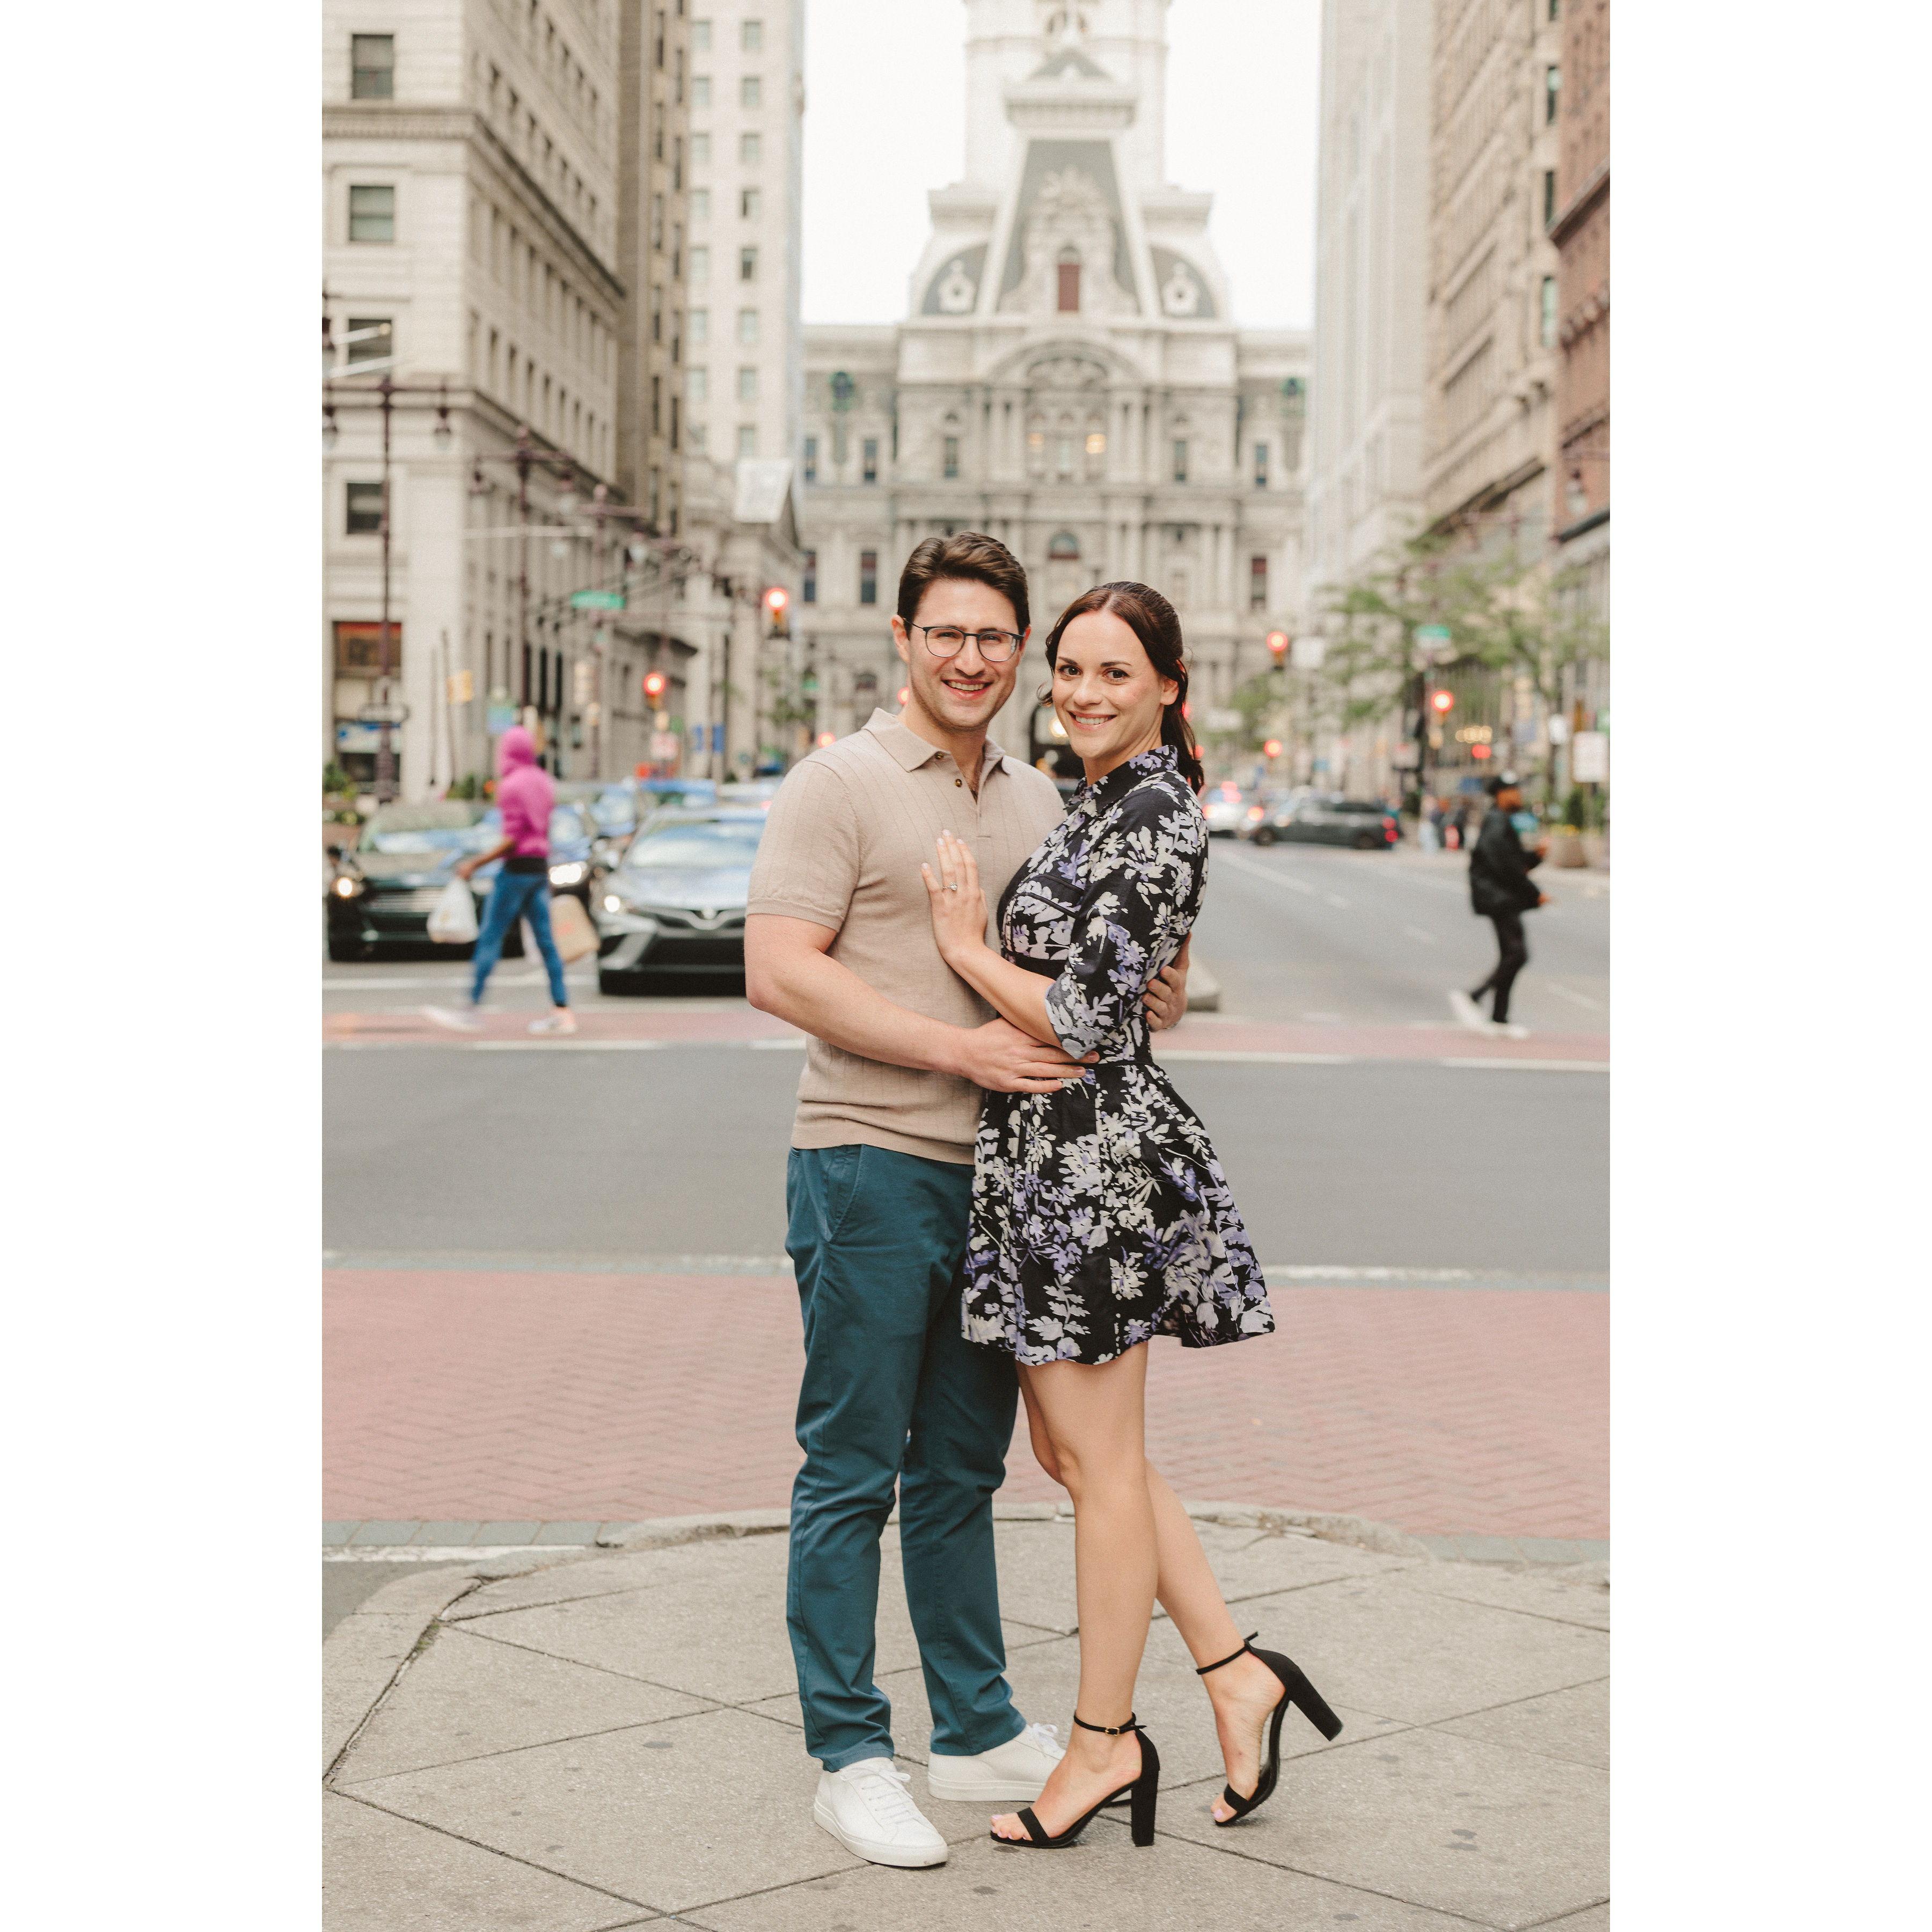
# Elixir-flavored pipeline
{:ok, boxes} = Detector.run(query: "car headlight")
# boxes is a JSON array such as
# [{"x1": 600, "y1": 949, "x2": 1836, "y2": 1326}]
[
  {"x1": 331, "y1": 875, "x2": 363, "y2": 899},
  {"x1": 603, "y1": 893, "x2": 624, "y2": 913},
  {"x1": 548, "y1": 861, "x2": 588, "y2": 887}
]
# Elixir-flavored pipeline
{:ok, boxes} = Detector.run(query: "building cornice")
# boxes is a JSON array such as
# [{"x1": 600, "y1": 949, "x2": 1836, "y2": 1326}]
[{"x1": 1548, "y1": 164, "x2": 1609, "y2": 246}]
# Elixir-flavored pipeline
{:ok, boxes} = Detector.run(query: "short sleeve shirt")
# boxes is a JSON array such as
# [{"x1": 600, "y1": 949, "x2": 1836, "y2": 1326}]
[{"x1": 747, "y1": 709, "x2": 1067, "y2": 1164}]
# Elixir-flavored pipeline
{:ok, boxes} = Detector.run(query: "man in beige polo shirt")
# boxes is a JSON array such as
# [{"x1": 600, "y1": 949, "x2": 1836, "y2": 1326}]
[{"x1": 746, "y1": 533, "x2": 1184, "y2": 1869}]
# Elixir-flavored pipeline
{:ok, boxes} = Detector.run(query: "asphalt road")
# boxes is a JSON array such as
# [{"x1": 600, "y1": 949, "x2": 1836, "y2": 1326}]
[{"x1": 323, "y1": 844, "x2": 1607, "y2": 1275}]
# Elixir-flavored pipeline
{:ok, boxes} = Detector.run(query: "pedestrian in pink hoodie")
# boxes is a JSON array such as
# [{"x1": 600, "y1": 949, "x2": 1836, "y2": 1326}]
[{"x1": 441, "y1": 727, "x2": 576, "y2": 1033}]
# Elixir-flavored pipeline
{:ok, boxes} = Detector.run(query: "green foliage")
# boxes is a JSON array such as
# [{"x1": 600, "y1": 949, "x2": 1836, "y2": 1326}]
[
  {"x1": 322, "y1": 762, "x2": 352, "y2": 796},
  {"x1": 446, "y1": 772, "x2": 483, "y2": 800}
]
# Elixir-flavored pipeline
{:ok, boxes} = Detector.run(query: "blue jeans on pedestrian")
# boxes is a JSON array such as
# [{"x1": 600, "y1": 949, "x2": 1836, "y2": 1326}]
[
  {"x1": 785, "y1": 1143, "x2": 1024, "y2": 1773},
  {"x1": 470, "y1": 867, "x2": 568, "y2": 1007}
]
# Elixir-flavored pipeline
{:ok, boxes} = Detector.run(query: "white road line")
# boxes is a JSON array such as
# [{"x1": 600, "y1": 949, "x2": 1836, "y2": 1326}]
[
  {"x1": 1545, "y1": 983, "x2": 1606, "y2": 1012},
  {"x1": 1214, "y1": 851, "x2": 1316, "y2": 895},
  {"x1": 1158, "y1": 1050, "x2": 1354, "y2": 1065},
  {"x1": 1437, "y1": 1057, "x2": 1607, "y2": 1073},
  {"x1": 471, "y1": 1039, "x2": 669, "y2": 1051}
]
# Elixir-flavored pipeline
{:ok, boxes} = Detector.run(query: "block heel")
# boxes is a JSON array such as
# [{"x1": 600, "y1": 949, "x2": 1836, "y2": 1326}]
[
  {"x1": 991, "y1": 1715, "x2": 1161, "y2": 1850},
  {"x1": 1197, "y1": 1632, "x2": 1344, "y2": 1825}
]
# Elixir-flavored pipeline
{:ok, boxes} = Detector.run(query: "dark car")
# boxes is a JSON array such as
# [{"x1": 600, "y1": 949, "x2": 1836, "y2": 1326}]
[
  {"x1": 595, "y1": 808, "x2": 766, "y2": 992},
  {"x1": 467, "y1": 802, "x2": 602, "y2": 908},
  {"x1": 1249, "y1": 795, "x2": 1401, "y2": 850},
  {"x1": 326, "y1": 801, "x2": 491, "y2": 961}
]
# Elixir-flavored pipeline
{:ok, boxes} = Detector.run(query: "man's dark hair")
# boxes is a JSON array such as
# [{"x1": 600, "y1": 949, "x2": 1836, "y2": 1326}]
[{"x1": 896, "y1": 532, "x2": 1030, "y2": 636}]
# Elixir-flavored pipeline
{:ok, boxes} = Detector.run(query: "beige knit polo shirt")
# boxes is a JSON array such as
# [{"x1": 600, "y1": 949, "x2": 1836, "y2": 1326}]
[{"x1": 747, "y1": 709, "x2": 1067, "y2": 1164}]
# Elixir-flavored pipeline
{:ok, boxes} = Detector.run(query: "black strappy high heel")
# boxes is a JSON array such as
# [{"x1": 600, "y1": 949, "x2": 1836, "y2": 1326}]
[
  {"x1": 1197, "y1": 1632, "x2": 1343, "y2": 1826},
  {"x1": 990, "y1": 1714, "x2": 1161, "y2": 1849}
]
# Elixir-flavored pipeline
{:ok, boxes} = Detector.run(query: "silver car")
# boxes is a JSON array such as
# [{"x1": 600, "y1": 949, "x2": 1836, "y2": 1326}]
[{"x1": 595, "y1": 808, "x2": 767, "y2": 990}]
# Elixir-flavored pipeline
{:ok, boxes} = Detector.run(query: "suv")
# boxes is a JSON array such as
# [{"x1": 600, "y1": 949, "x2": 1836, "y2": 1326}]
[{"x1": 1248, "y1": 795, "x2": 1400, "y2": 850}]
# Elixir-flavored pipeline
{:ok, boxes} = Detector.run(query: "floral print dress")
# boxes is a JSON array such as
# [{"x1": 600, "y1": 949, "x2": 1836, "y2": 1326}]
[{"x1": 961, "y1": 745, "x2": 1274, "y2": 1367}]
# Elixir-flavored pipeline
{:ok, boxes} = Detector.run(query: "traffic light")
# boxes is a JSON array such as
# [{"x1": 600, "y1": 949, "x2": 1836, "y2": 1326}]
[
  {"x1": 1266, "y1": 631, "x2": 1290, "y2": 661},
  {"x1": 643, "y1": 669, "x2": 668, "y2": 702},
  {"x1": 1429, "y1": 689, "x2": 1455, "y2": 715},
  {"x1": 763, "y1": 585, "x2": 791, "y2": 636},
  {"x1": 1262, "y1": 738, "x2": 1283, "y2": 760}
]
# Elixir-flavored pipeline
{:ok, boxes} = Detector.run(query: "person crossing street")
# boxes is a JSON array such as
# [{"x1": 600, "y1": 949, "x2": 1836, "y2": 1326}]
[{"x1": 1454, "y1": 771, "x2": 1548, "y2": 1037}]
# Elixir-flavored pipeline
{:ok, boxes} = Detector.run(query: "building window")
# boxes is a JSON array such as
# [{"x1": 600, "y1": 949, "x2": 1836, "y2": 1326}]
[
  {"x1": 741, "y1": 187, "x2": 760, "y2": 220},
  {"x1": 802, "y1": 548, "x2": 817, "y2": 602},
  {"x1": 691, "y1": 131, "x2": 711, "y2": 165},
  {"x1": 334, "y1": 621, "x2": 398, "y2": 675},
  {"x1": 1540, "y1": 275, "x2": 1558, "y2": 347},
  {"x1": 737, "y1": 308, "x2": 759, "y2": 344},
  {"x1": 741, "y1": 75, "x2": 762, "y2": 108},
  {"x1": 943, "y1": 435, "x2": 960, "y2": 480},
  {"x1": 689, "y1": 308, "x2": 709, "y2": 344},
  {"x1": 348, "y1": 184, "x2": 396, "y2": 243},
  {"x1": 1549, "y1": 1, "x2": 1560, "y2": 19},
  {"x1": 1172, "y1": 439, "x2": 1188, "y2": 484},
  {"x1": 741, "y1": 131, "x2": 762, "y2": 165},
  {"x1": 859, "y1": 550, "x2": 879, "y2": 604},
  {"x1": 803, "y1": 436, "x2": 817, "y2": 482},
  {"x1": 1546, "y1": 64, "x2": 1560, "y2": 123},
  {"x1": 1048, "y1": 530, "x2": 1080, "y2": 560},
  {"x1": 652, "y1": 192, "x2": 665, "y2": 248},
  {"x1": 345, "y1": 317, "x2": 392, "y2": 365},
  {"x1": 351, "y1": 34, "x2": 395, "y2": 99},
  {"x1": 1250, "y1": 555, "x2": 1269, "y2": 609},
  {"x1": 691, "y1": 187, "x2": 711, "y2": 222},
  {"x1": 690, "y1": 245, "x2": 709, "y2": 282},
  {"x1": 688, "y1": 367, "x2": 707, "y2": 403},
  {"x1": 693, "y1": 19, "x2": 712, "y2": 53},
  {"x1": 737, "y1": 365, "x2": 758, "y2": 402},
  {"x1": 1543, "y1": 169, "x2": 1556, "y2": 230},
  {"x1": 692, "y1": 75, "x2": 711, "y2": 108},
  {"x1": 670, "y1": 395, "x2": 680, "y2": 451},
  {"x1": 690, "y1": 421, "x2": 708, "y2": 450},
  {"x1": 742, "y1": 19, "x2": 764, "y2": 52},
  {"x1": 862, "y1": 437, "x2": 879, "y2": 484},
  {"x1": 1253, "y1": 441, "x2": 1269, "y2": 488},
  {"x1": 1086, "y1": 430, "x2": 1107, "y2": 458},
  {"x1": 737, "y1": 425, "x2": 757, "y2": 458},
  {"x1": 1057, "y1": 252, "x2": 1081, "y2": 313},
  {"x1": 346, "y1": 482, "x2": 385, "y2": 534},
  {"x1": 1055, "y1": 434, "x2": 1075, "y2": 478},
  {"x1": 739, "y1": 246, "x2": 758, "y2": 282}
]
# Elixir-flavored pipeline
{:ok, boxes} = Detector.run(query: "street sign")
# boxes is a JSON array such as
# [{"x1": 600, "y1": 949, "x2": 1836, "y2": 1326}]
[
  {"x1": 446, "y1": 669, "x2": 473, "y2": 705},
  {"x1": 1571, "y1": 731, "x2": 1609, "y2": 782},
  {"x1": 486, "y1": 704, "x2": 516, "y2": 734},
  {"x1": 652, "y1": 731, "x2": 679, "y2": 761},
  {"x1": 570, "y1": 589, "x2": 626, "y2": 611},
  {"x1": 1415, "y1": 624, "x2": 1451, "y2": 647},
  {"x1": 356, "y1": 702, "x2": 409, "y2": 725}
]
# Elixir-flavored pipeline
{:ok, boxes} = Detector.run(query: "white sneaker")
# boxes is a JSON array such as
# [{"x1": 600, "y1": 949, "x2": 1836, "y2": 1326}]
[
  {"x1": 528, "y1": 1010, "x2": 578, "y2": 1035},
  {"x1": 926, "y1": 1721, "x2": 1066, "y2": 1804},
  {"x1": 813, "y1": 1758, "x2": 948, "y2": 1869},
  {"x1": 421, "y1": 1005, "x2": 483, "y2": 1033},
  {"x1": 1447, "y1": 990, "x2": 1489, "y2": 1032},
  {"x1": 1490, "y1": 1020, "x2": 1529, "y2": 1040}
]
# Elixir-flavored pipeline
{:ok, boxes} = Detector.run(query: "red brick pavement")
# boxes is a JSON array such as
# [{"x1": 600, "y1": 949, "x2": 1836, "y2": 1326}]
[{"x1": 325, "y1": 1269, "x2": 1606, "y2": 1539}]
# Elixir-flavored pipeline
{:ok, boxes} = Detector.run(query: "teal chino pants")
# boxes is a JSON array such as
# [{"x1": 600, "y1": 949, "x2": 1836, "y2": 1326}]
[{"x1": 784, "y1": 1143, "x2": 1023, "y2": 1772}]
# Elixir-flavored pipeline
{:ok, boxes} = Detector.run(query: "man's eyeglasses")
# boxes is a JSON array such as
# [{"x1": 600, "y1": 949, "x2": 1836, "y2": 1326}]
[{"x1": 910, "y1": 624, "x2": 1024, "y2": 664}]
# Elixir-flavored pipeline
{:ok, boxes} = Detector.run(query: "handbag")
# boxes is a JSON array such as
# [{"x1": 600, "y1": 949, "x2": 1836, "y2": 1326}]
[
  {"x1": 547, "y1": 891, "x2": 599, "y2": 964},
  {"x1": 427, "y1": 879, "x2": 479, "y2": 944}
]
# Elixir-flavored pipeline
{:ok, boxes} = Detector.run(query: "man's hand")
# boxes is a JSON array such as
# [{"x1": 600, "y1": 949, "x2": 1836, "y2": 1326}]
[
  {"x1": 953, "y1": 1016, "x2": 1091, "y2": 1094},
  {"x1": 1144, "y1": 960, "x2": 1188, "y2": 1033}
]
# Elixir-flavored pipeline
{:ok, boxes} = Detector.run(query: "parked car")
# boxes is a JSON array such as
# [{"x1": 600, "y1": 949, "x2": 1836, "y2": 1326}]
[
  {"x1": 1236, "y1": 787, "x2": 1303, "y2": 839},
  {"x1": 595, "y1": 808, "x2": 767, "y2": 991},
  {"x1": 467, "y1": 801, "x2": 603, "y2": 908},
  {"x1": 1249, "y1": 794, "x2": 1401, "y2": 850},
  {"x1": 717, "y1": 779, "x2": 783, "y2": 810},
  {"x1": 1202, "y1": 781, "x2": 1249, "y2": 837},
  {"x1": 326, "y1": 801, "x2": 489, "y2": 961}
]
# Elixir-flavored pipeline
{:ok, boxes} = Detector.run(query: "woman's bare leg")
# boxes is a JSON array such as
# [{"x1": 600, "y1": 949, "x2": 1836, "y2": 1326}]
[
  {"x1": 1144, "y1": 1461, "x2": 1297, "y2": 1820},
  {"x1": 990, "y1": 1345, "x2": 1155, "y2": 1842}
]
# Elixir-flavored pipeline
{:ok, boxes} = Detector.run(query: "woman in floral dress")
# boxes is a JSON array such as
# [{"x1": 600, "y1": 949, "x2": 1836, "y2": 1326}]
[{"x1": 923, "y1": 582, "x2": 1341, "y2": 1850}]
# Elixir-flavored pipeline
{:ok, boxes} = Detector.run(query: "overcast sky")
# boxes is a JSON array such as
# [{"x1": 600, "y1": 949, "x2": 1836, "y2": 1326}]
[{"x1": 801, "y1": 1, "x2": 1322, "y2": 328}]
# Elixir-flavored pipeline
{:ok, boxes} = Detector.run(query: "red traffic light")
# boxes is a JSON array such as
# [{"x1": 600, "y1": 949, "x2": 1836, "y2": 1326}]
[
  {"x1": 1470, "y1": 742, "x2": 1491, "y2": 760},
  {"x1": 1429, "y1": 689, "x2": 1455, "y2": 715},
  {"x1": 643, "y1": 669, "x2": 668, "y2": 701},
  {"x1": 896, "y1": 685, "x2": 910, "y2": 708},
  {"x1": 1266, "y1": 631, "x2": 1290, "y2": 658},
  {"x1": 1262, "y1": 738, "x2": 1283, "y2": 759},
  {"x1": 763, "y1": 586, "x2": 790, "y2": 617}
]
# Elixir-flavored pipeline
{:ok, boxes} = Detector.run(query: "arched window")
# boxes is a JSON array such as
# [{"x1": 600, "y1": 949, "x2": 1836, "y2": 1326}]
[
  {"x1": 1048, "y1": 530, "x2": 1081, "y2": 560},
  {"x1": 1057, "y1": 248, "x2": 1081, "y2": 314}
]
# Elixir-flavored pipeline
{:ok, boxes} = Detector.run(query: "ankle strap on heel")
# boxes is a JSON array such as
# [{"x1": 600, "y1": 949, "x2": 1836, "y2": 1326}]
[
  {"x1": 1195, "y1": 1632, "x2": 1260, "y2": 1677},
  {"x1": 1072, "y1": 1713, "x2": 1142, "y2": 1736}
]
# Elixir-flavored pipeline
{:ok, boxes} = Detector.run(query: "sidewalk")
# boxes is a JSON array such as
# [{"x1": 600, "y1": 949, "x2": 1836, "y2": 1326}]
[{"x1": 325, "y1": 1506, "x2": 1608, "y2": 1930}]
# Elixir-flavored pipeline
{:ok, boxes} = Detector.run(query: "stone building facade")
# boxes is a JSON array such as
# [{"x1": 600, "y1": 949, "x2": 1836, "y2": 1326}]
[
  {"x1": 321, "y1": 0, "x2": 801, "y2": 800},
  {"x1": 795, "y1": 1, "x2": 1308, "y2": 773},
  {"x1": 1422, "y1": 0, "x2": 1563, "y2": 545}
]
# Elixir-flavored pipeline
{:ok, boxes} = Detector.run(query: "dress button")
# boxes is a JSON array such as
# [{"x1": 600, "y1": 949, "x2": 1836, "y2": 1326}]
[{"x1": 954, "y1": 777, "x2": 963, "y2": 787}]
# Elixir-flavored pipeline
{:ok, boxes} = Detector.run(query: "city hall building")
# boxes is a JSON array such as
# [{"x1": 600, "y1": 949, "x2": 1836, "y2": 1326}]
[{"x1": 796, "y1": 1, "x2": 1309, "y2": 769}]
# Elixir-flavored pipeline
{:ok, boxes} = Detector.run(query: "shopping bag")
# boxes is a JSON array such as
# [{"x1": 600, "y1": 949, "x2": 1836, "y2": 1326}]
[
  {"x1": 548, "y1": 891, "x2": 598, "y2": 964},
  {"x1": 427, "y1": 880, "x2": 479, "y2": 944}
]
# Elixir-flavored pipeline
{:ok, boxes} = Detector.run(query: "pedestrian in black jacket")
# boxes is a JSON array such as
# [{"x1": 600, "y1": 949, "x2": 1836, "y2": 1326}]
[{"x1": 1465, "y1": 772, "x2": 1548, "y2": 1027}]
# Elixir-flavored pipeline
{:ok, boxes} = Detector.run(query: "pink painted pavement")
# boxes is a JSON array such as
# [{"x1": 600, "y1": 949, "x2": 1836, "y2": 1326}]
[{"x1": 325, "y1": 1269, "x2": 1606, "y2": 1539}]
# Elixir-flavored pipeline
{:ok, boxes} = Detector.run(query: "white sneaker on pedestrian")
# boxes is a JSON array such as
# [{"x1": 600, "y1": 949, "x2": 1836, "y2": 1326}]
[
  {"x1": 1447, "y1": 990, "x2": 1489, "y2": 1032},
  {"x1": 1490, "y1": 1020, "x2": 1529, "y2": 1040},
  {"x1": 926, "y1": 1721, "x2": 1066, "y2": 1803},
  {"x1": 528, "y1": 1010, "x2": 578, "y2": 1035},
  {"x1": 813, "y1": 1758, "x2": 948, "y2": 1868},
  {"x1": 421, "y1": 1005, "x2": 484, "y2": 1033}
]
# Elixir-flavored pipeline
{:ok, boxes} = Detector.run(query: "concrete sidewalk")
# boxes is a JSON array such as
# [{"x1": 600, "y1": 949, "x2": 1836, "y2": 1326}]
[{"x1": 324, "y1": 1505, "x2": 1607, "y2": 1930}]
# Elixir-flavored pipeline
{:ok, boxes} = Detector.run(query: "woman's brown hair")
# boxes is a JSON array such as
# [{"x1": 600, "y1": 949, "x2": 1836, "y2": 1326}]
[{"x1": 1041, "y1": 581, "x2": 1205, "y2": 793}]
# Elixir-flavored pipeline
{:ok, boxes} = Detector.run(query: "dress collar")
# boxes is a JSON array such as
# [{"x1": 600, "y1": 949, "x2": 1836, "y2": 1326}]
[
  {"x1": 1075, "y1": 743, "x2": 1179, "y2": 808},
  {"x1": 862, "y1": 707, "x2": 1011, "y2": 780}
]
